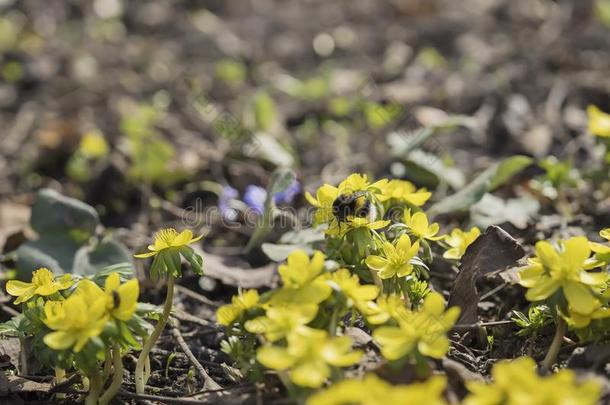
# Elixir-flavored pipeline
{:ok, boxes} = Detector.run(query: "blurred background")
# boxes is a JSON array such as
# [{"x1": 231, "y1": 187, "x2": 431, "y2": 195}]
[{"x1": 0, "y1": 0, "x2": 609, "y2": 261}]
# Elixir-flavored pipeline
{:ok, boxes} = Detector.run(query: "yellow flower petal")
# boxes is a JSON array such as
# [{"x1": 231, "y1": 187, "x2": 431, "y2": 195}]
[
  {"x1": 564, "y1": 282, "x2": 598, "y2": 315},
  {"x1": 524, "y1": 277, "x2": 560, "y2": 301},
  {"x1": 6, "y1": 281, "x2": 35, "y2": 301},
  {"x1": 290, "y1": 361, "x2": 330, "y2": 388},
  {"x1": 257, "y1": 346, "x2": 295, "y2": 370},
  {"x1": 44, "y1": 331, "x2": 76, "y2": 351},
  {"x1": 588, "y1": 105, "x2": 610, "y2": 137}
]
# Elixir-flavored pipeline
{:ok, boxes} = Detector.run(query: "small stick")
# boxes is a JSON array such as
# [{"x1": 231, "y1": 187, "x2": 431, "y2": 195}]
[
  {"x1": 169, "y1": 320, "x2": 222, "y2": 390},
  {"x1": 1, "y1": 304, "x2": 19, "y2": 317},
  {"x1": 453, "y1": 320, "x2": 514, "y2": 331},
  {"x1": 175, "y1": 285, "x2": 220, "y2": 308}
]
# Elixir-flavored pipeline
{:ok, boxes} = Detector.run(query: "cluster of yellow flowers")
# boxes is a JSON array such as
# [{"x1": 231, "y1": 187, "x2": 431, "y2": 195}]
[
  {"x1": 308, "y1": 357, "x2": 601, "y2": 405},
  {"x1": 218, "y1": 250, "x2": 378, "y2": 388},
  {"x1": 218, "y1": 173, "x2": 476, "y2": 396},
  {"x1": 2, "y1": 227, "x2": 205, "y2": 403},
  {"x1": 464, "y1": 357, "x2": 601, "y2": 405},
  {"x1": 7, "y1": 268, "x2": 139, "y2": 353},
  {"x1": 518, "y1": 232, "x2": 610, "y2": 328},
  {"x1": 373, "y1": 292, "x2": 460, "y2": 360},
  {"x1": 307, "y1": 374, "x2": 448, "y2": 405},
  {"x1": 306, "y1": 173, "x2": 479, "y2": 262},
  {"x1": 218, "y1": 249, "x2": 460, "y2": 388}
]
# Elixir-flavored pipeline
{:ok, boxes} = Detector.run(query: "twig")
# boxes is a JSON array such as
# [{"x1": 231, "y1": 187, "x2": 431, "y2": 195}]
[
  {"x1": 49, "y1": 373, "x2": 81, "y2": 394},
  {"x1": 169, "y1": 319, "x2": 222, "y2": 390},
  {"x1": 1, "y1": 304, "x2": 19, "y2": 317},
  {"x1": 453, "y1": 320, "x2": 514, "y2": 331},
  {"x1": 171, "y1": 309, "x2": 220, "y2": 330},
  {"x1": 175, "y1": 285, "x2": 220, "y2": 308},
  {"x1": 115, "y1": 386, "x2": 252, "y2": 404}
]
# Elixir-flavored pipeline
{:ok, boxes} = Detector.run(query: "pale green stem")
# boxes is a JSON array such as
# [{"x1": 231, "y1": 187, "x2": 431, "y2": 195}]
[
  {"x1": 541, "y1": 317, "x2": 567, "y2": 373},
  {"x1": 99, "y1": 344, "x2": 123, "y2": 405},
  {"x1": 54, "y1": 368, "x2": 66, "y2": 400},
  {"x1": 101, "y1": 347, "x2": 112, "y2": 381},
  {"x1": 135, "y1": 274, "x2": 175, "y2": 394},
  {"x1": 144, "y1": 354, "x2": 151, "y2": 382},
  {"x1": 85, "y1": 368, "x2": 103, "y2": 405},
  {"x1": 369, "y1": 268, "x2": 383, "y2": 293},
  {"x1": 328, "y1": 306, "x2": 340, "y2": 337}
]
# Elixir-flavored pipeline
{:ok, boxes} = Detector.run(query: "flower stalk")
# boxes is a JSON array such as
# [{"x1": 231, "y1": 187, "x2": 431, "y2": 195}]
[
  {"x1": 99, "y1": 344, "x2": 123, "y2": 405},
  {"x1": 84, "y1": 368, "x2": 103, "y2": 405},
  {"x1": 135, "y1": 274, "x2": 175, "y2": 394},
  {"x1": 541, "y1": 317, "x2": 567, "y2": 373}
]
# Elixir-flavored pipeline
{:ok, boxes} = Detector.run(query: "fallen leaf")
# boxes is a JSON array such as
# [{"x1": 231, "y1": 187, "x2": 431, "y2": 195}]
[
  {"x1": 448, "y1": 226, "x2": 525, "y2": 325},
  {"x1": 194, "y1": 248, "x2": 276, "y2": 289},
  {"x1": 0, "y1": 374, "x2": 52, "y2": 396}
]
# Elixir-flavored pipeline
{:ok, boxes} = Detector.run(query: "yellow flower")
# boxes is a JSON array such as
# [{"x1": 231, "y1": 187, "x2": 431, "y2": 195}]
[
  {"x1": 590, "y1": 228, "x2": 610, "y2": 264},
  {"x1": 373, "y1": 292, "x2": 460, "y2": 360},
  {"x1": 257, "y1": 327, "x2": 362, "y2": 388},
  {"x1": 305, "y1": 184, "x2": 341, "y2": 233},
  {"x1": 245, "y1": 305, "x2": 318, "y2": 342},
  {"x1": 217, "y1": 289, "x2": 260, "y2": 326},
  {"x1": 103, "y1": 272, "x2": 139, "y2": 321},
  {"x1": 6, "y1": 268, "x2": 73, "y2": 305},
  {"x1": 134, "y1": 228, "x2": 204, "y2": 276},
  {"x1": 269, "y1": 250, "x2": 332, "y2": 306},
  {"x1": 361, "y1": 294, "x2": 407, "y2": 325},
  {"x1": 279, "y1": 250, "x2": 326, "y2": 288},
  {"x1": 79, "y1": 129, "x2": 109, "y2": 158},
  {"x1": 305, "y1": 174, "x2": 388, "y2": 236},
  {"x1": 365, "y1": 234, "x2": 420, "y2": 279},
  {"x1": 134, "y1": 228, "x2": 203, "y2": 258},
  {"x1": 464, "y1": 357, "x2": 601, "y2": 405},
  {"x1": 518, "y1": 237, "x2": 609, "y2": 315},
  {"x1": 378, "y1": 179, "x2": 432, "y2": 206},
  {"x1": 343, "y1": 217, "x2": 390, "y2": 235},
  {"x1": 587, "y1": 105, "x2": 610, "y2": 137},
  {"x1": 307, "y1": 374, "x2": 448, "y2": 405},
  {"x1": 43, "y1": 280, "x2": 109, "y2": 352},
  {"x1": 562, "y1": 304, "x2": 610, "y2": 329},
  {"x1": 324, "y1": 268, "x2": 380, "y2": 308},
  {"x1": 337, "y1": 174, "x2": 387, "y2": 195},
  {"x1": 404, "y1": 210, "x2": 442, "y2": 241},
  {"x1": 443, "y1": 227, "x2": 480, "y2": 260}
]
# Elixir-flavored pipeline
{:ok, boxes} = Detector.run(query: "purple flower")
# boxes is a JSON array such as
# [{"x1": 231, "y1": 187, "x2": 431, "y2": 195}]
[
  {"x1": 273, "y1": 179, "x2": 301, "y2": 204},
  {"x1": 219, "y1": 185, "x2": 239, "y2": 221},
  {"x1": 243, "y1": 185, "x2": 267, "y2": 215}
]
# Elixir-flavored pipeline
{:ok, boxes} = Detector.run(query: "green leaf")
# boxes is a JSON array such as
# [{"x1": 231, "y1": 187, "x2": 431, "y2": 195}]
[
  {"x1": 16, "y1": 234, "x2": 80, "y2": 277},
  {"x1": 267, "y1": 167, "x2": 297, "y2": 197},
  {"x1": 30, "y1": 188, "x2": 99, "y2": 240},
  {"x1": 253, "y1": 91, "x2": 277, "y2": 131},
  {"x1": 401, "y1": 150, "x2": 465, "y2": 189},
  {"x1": 73, "y1": 238, "x2": 133, "y2": 276},
  {"x1": 488, "y1": 155, "x2": 533, "y2": 191},
  {"x1": 181, "y1": 246, "x2": 204, "y2": 275},
  {"x1": 245, "y1": 133, "x2": 294, "y2": 167},
  {"x1": 428, "y1": 155, "x2": 532, "y2": 216},
  {"x1": 162, "y1": 250, "x2": 182, "y2": 278}
]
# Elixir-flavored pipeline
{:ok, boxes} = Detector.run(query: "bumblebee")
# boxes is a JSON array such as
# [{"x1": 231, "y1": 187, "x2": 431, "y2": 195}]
[{"x1": 332, "y1": 191, "x2": 377, "y2": 223}]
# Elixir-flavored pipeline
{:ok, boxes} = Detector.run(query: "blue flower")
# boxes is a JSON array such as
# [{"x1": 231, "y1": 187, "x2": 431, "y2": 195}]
[
  {"x1": 273, "y1": 179, "x2": 301, "y2": 204},
  {"x1": 219, "y1": 186, "x2": 239, "y2": 220},
  {"x1": 243, "y1": 185, "x2": 267, "y2": 215}
]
